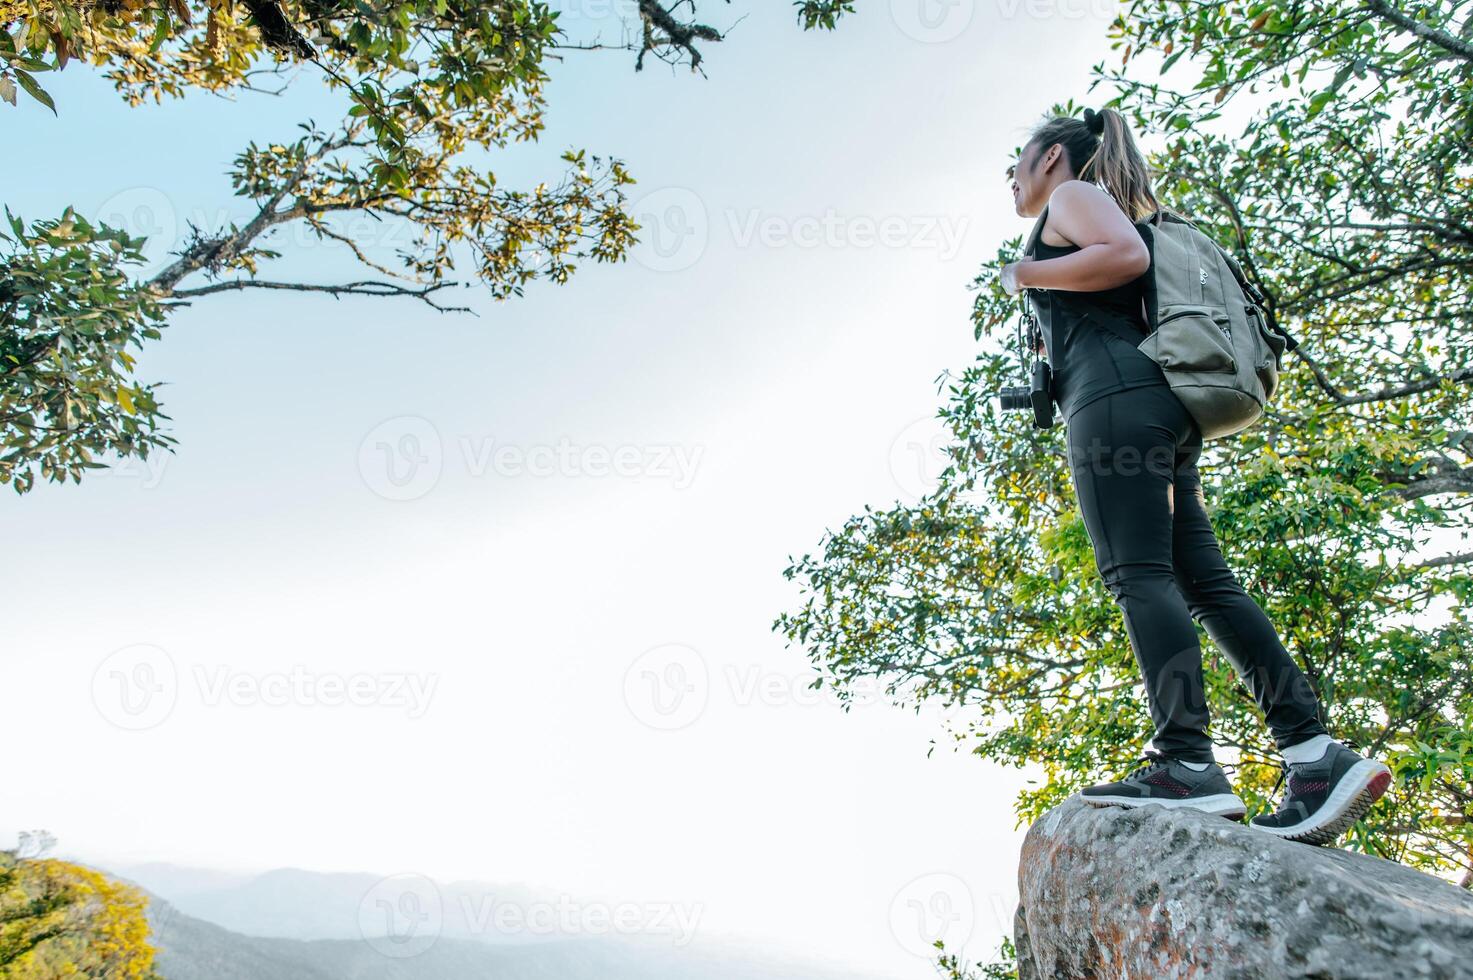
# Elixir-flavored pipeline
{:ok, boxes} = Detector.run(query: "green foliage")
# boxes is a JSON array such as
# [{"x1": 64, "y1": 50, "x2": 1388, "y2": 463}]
[
  {"x1": 0, "y1": 1, "x2": 662, "y2": 490},
  {"x1": 0, "y1": 1, "x2": 846, "y2": 490},
  {"x1": 776, "y1": 1, "x2": 1473, "y2": 882},
  {"x1": 1, "y1": 1, "x2": 827, "y2": 132},
  {"x1": 794, "y1": 0, "x2": 856, "y2": 31},
  {"x1": 0, "y1": 208, "x2": 171, "y2": 494},
  {"x1": 935, "y1": 938, "x2": 1018, "y2": 980}
]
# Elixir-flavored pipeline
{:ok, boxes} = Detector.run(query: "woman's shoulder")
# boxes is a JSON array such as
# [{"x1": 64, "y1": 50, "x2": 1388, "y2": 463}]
[
  {"x1": 1038, "y1": 181, "x2": 1117, "y2": 246},
  {"x1": 1047, "y1": 180, "x2": 1116, "y2": 215}
]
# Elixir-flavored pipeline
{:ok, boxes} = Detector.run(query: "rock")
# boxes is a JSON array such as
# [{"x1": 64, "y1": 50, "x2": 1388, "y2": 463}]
[{"x1": 1014, "y1": 798, "x2": 1473, "y2": 979}]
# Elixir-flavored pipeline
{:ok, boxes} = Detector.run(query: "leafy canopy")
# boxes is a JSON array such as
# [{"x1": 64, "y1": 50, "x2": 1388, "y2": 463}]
[
  {"x1": 777, "y1": 0, "x2": 1473, "y2": 884},
  {"x1": 2, "y1": 1, "x2": 841, "y2": 492}
]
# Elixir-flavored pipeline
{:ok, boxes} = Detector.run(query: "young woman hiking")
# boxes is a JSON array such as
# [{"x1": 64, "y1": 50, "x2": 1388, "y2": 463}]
[{"x1": 999, "y1": 107, "x2": 1391, "y2": 845}]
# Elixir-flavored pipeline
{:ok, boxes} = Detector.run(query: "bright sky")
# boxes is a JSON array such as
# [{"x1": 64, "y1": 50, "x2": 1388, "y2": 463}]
[{"x1": 0, "y1": 2, "x2": 1122, "y2": 975}]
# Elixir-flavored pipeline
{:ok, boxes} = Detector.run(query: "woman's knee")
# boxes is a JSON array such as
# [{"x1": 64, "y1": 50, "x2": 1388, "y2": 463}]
[
  {"x1": 1174, "y1": 562, "x2": 1248, "y2": 617},
  {"x1": 1099, "y1": 560, "x2": 1180, "y2": 603}
]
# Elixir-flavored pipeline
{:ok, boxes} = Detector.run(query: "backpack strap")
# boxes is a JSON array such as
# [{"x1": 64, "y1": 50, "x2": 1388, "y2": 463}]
[
  {"x1": 1023, "y1": 205, "x2": 1050, "y2": 259},
  {"x1": 1134, "y1": 218, "x2": 1159, "y2": 333}
]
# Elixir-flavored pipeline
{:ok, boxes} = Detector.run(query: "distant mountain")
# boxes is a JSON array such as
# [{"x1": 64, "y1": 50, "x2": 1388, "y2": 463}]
[
  {"x1": 112, "y1": 863, "x2": 903, "y2": 979},
  {"x1": 146, "y1": 898, "x2": 894, "y2": 980},
  {"x1": 117, "y1": 862, "x2": 254, "y2": 896},
  {"x1": 111, "y1": 863, "x2": 579, "y2": 942}
]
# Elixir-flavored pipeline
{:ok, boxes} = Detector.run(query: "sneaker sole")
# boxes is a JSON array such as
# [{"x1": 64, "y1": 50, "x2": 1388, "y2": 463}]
[
  {"x1": 1081, "y1": 792, "x2": 1247, "y2": 820},
  {"x1": 1250, "y1": 759, "x2": 1392, "y2": 846}
]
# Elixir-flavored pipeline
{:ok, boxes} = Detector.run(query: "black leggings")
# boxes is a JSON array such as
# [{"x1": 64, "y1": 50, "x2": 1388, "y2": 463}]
[{"x1": 1065, "y1": 383, "x2": 1329, "y2": 763}]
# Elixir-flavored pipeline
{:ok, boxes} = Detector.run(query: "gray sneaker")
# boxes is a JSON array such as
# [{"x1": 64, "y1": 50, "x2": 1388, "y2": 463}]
[
  {"x1": 1080, "y1": 751, "x2": 1247, "y2": 819},
  {"x1": 1250, "y1": 741, "x2": 1392, "y2": 845}
]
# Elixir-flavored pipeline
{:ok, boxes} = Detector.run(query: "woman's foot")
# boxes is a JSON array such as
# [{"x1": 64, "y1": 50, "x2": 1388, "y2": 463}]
[
  {"x1": 1249, "y1": 740, "x2": 1392, "y2": 846},
  {"x1": 1080, "y1": 751, "x2": 1247, "y2": 819}
]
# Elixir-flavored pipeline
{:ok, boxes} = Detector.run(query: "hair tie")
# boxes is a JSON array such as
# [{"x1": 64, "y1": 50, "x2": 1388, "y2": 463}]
[{"x1": 1084, "y1": 108, "x2": 1106, "y2": 136}]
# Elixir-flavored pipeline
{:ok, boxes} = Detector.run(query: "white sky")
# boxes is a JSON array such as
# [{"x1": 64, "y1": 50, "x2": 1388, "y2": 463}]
[{"x1": 0, "y1": 2, "x2": 1124, "y2": 975}]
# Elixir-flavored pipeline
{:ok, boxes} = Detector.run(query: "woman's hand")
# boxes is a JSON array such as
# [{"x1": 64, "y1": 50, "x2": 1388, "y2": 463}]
[
  {"x1": 1022, "y1": 181, "x2": 1151, "y2": 292},
  {"x1": 1000, "y1": 258, "x2": 1032, "y2": 296}
]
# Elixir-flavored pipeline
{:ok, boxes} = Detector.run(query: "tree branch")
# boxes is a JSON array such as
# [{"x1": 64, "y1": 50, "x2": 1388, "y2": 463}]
[
  {"x1": 1365, "y1": 0, "x2": 1473, "y2": 61},
  {"x1": 636, "y1": 0, "x2": 726, "y2": 71},
  {"x1": 1389, "y1": 467, "x2": 1473, "y2": 500},
  {"x1": 167, "y1": 278, "x2": 470, "y2": 312},
  {"x1": 1412, "y1": 550, "x2": 1473, "y2": 571}
]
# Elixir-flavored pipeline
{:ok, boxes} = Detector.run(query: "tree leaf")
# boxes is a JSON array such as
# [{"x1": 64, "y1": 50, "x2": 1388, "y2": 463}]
[{"x1": 12, "y1": 69, "x2": 55, "y2": 114}]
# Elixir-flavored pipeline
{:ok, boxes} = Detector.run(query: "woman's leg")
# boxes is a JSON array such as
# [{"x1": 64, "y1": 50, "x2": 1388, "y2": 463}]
[
  {"x1": 1169, "y1": 456, "x2": 1330, "y2": 750},
  {"x1": 1067, "y1": 384, "x2": 1214, "y2": 763}
]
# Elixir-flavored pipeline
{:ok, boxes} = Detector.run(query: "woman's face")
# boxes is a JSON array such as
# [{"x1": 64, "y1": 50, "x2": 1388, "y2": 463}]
[{"x1": 1008, "y1": 139, "x2": 1058, "y2": 218}]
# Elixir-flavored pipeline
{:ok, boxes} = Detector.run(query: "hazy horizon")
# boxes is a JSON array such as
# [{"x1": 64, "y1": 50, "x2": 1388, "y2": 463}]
[{"x1": 1, "y1": 2, "x2": 1123, "y2": 975}]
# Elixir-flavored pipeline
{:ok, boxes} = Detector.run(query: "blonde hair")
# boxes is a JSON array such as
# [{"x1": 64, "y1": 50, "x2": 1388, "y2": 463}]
[{"x1": 1028, "y1": 107, "x2": 1160, "y2": 221}]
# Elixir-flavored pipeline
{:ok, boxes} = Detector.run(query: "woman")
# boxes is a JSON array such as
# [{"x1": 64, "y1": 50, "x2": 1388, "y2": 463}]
[{"x1": 999, "y1": 107, "x2": 1391, "y2": 845}]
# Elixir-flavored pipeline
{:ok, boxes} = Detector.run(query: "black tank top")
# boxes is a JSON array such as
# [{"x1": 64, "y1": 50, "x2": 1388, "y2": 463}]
[{"x1": 1026, "y1": 212, "x2": 1167, "y2": 420}]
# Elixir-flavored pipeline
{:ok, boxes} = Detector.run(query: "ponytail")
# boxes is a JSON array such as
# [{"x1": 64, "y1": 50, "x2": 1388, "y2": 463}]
[{"x1": 1028, "y1": 107, "x2": 1160, "y2": 221}]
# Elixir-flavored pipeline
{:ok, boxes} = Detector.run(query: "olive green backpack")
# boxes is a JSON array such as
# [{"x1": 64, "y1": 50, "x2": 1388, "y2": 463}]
[{"x1": 1134, "y1": 211, "x2": 1297, "y2": 440}]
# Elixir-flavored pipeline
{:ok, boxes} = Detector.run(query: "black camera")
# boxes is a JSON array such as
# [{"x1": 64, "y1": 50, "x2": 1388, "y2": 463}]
[{"x1": 997, "y1": 310, "x2": 1055, "y2": 429}]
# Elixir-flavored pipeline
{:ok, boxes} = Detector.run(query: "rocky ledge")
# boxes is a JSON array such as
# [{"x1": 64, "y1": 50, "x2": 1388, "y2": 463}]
[{"x1": 1015, "y1": 798, "x2": 1473, "y2": 979}]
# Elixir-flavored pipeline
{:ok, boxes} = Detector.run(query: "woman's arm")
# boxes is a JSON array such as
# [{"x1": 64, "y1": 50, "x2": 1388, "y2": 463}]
[{"x1": 1005, "y1": 181, "x2": 1150, "y2": 293}]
